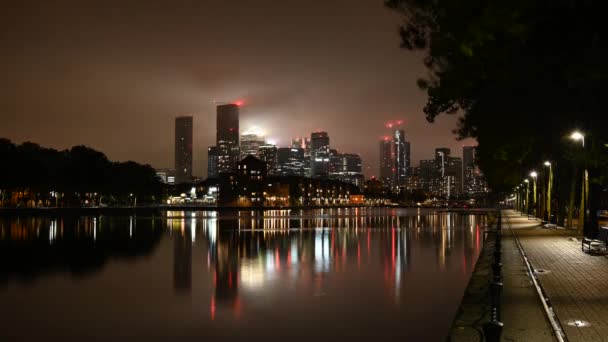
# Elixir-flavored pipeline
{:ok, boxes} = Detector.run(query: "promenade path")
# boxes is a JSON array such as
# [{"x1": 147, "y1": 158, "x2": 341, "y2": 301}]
[{"x1": 503, "y1": 209, "x2": 608, "y2": 341}]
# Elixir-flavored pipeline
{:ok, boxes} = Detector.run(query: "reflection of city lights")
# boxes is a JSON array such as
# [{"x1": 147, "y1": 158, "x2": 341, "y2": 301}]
[
  {"x1": 49, "y1": 220, "x2": 57, "y2": 244},
  {"x1": 210, "y1": 296, "x2": 216, "y2": 321},
  {"x1": 191, "y1": 217, "x2": 196, "y2": 243},
  {"x1": 240, "y1": 261, "x2": 265, "y2": 289},
  {"x1": 208, "y1": 218, "x2": 217, "y2": 245}
]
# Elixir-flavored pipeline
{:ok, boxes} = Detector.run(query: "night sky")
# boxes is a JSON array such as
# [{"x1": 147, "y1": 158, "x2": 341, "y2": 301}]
[{"x1": 1, "y1": 0, "x2": 474, "y2": 178}]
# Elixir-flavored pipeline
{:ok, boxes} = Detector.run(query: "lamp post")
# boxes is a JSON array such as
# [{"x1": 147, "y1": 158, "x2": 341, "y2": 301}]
[
  {"x1": 524, "y1": 179, "x2": 530, "y2": 215},
  {"x1": 530, "y1": 171, "x2": 538, "y2": 217},
  {"x1": 544, "y1": 161, "x2": 553, "y2": 223},
  {"x1": 571, "y1": 131, "x2": 587, "y2": 234}
]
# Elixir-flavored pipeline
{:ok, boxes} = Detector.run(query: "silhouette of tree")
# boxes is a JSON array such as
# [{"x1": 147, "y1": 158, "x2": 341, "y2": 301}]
[
  {"x1": 387, "y1": 0, "x2": 608, "y2": 234},
  {"x1": 0, "y1": 139, "x2": 162, "y2": 207}
]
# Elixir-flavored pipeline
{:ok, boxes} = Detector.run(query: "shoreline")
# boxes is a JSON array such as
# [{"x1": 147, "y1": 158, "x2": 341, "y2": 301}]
[{"x1": 0, "y1": 205, "x2": 494, "y2": 217}]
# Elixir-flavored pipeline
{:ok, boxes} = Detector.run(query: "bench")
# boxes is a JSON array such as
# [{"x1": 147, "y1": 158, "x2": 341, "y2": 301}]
[{"x1": 582, "y1": 226, "x2": 608, "y2": 253}]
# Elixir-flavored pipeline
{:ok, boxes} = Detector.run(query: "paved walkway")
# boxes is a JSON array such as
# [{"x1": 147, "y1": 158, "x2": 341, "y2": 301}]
[
  {"x1": 449, "y1": 213, "x2": 554, "y2": 341},
  {"x1": 504, "y1": 209, "x2": 608, "y2": 341}
]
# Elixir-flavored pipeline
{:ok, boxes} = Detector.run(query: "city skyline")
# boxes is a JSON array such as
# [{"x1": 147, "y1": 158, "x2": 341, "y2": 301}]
[
  {"x1": 172, "y1": 107, "x2": 476, "y2": 179},
  {"x1": 0, "y1": 1, "x2": 474, "y2": 179}
]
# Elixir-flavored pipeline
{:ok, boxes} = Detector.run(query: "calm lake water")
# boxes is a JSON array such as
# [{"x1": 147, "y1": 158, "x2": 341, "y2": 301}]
[{"x1": 0, "y1": 208, "x2": 485, "y2": 341}]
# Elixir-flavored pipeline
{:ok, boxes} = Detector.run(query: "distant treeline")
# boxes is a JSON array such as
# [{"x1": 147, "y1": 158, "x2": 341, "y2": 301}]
[{"x1": 0, "y1": 138, "x2": 162, "y2": 207}]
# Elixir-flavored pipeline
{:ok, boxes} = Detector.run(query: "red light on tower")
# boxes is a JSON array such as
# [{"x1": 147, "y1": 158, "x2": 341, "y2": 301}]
[
  {"x1": 383, "y1": 136, "x2": 390, "y2": 141},
  {"x1": 234, "y1": 100, "x2": 244, "y2": 106},
  {"x1": 396, "y1": 120, "x2": 404, "y2": 125}
]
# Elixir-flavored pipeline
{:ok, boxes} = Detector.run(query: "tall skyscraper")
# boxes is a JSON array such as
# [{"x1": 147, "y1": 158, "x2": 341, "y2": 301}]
[
  {"x1": 379, "y1": 137, "x2": 393, "y2": 186},
  {"x1": 463, "y1": 146, "x2": 476, "y2": 195},
  {"x1": 393, "y1": 129, "x2": 410, "y2": 186},
  {"x1": 216, "y1": 104, "x2": 240, "y2": 174},
  {"x1": 310, "y1": 131, "x2": 330, "y2": 176},
  {"x1": 446, "y1": 156, "x2": 463, "y2": 197},
  {"x1": 435, "y1": 148, "x2": 451, "y2": 178},
  {"x1": 175, "y1": 116, "x2": 193, "y2": 184},
  {"x1": 292, "y1": 137, "x2": 312, "y2": 177}
]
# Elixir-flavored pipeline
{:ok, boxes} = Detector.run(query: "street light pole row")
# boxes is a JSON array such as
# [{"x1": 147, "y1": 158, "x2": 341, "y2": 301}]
[{"x1": 510, "y1": 130, "x2": 586, "y2": 229}]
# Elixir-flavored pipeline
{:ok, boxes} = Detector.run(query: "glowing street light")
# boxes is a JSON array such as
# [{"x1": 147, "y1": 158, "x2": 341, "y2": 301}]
[
  {"x1": 570, "y1": 131, "x2": 585, "y2": 147},
  {"x1": 523, "y1": 179, "x2": 530, "y2": 214},
  {"x1": 543, "y1": 161, "x2": 553, "y2": 223},
  {"x1": 529, "y1": 172, "x2": 538, "y2": 216},
  {"x1": 570, "y1": 130, "x2": 587, "y2": 233}
]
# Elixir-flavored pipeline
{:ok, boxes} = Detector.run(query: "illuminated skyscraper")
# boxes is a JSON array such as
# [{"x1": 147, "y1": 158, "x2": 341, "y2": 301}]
[
  {"x1": 258, "y1": 144, "x2": 278, "y2": 174},
  {"x1": 216, "y1": 104, "x2": 240, "y2": 174},
  {"x1": 310, "y1": 131, "x2": 330, "y2": 176},
  {"x1": 393, "y1": 129, "x2": 410, "y2": 186},
  {"x1": 277, "y1": 147, "x2": 305, "y2": 176},
  {"x1": 175, "y1": 116, "x2": 193, "y2": 184},
  {"x1": 240, "y1": 133, "x2": 265, "y2": 158}
]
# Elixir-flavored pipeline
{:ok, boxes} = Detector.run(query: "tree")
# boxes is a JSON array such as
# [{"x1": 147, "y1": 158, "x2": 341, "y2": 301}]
[{"x1": 387, "y1": 0, "x2": 608, "y2": 234}]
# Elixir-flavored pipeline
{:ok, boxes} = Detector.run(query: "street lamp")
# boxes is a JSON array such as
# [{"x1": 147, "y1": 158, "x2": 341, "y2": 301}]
[
  {"x1": 570, "y1": 130, "x2": 587, "y2": 233},
  {"x1": 571, "y1": 131, "x2": 585, "y2": 148},
  {"x1": 524, "y1": 179, "x2": 530, "y2": 214},
  {"x1": 530, "y1": 171, "x2": 538, "y2": 217},
  {"x1": 543, "y1": 161, "x2": 553, "y2": 223}
]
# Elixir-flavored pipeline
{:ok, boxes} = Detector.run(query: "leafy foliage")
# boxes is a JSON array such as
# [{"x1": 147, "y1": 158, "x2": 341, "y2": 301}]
[
  {"x1": 387, "y1": 0, "x2": 608, "y2": 193},
  {"x1": 0, "y1": 138, "x2": 162, "y2": 206}
]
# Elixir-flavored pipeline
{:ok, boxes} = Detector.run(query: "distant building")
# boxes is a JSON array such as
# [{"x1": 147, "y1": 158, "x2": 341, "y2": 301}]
[
  {"x1": 207, "y1": 146, "x2": 219, "y2": 179},
  {"x1": 216, "y1": 104, "x2": 240, "y2": 174},
  {"x1": 277, "y1": 147, "x2": 306, "y2": 176},
  {"x1": 446, "y1": 156, "x2": 463, "y2": 198},
  {"x1": 330, "y1": 152, "x2": 364, "y2": 188},
  {"x1": 175, "y1": 116, "x2": 193, "y2": 183},
  {"x1": 418, "y1": 159, "x2": 436, "y2": 192},
  {"x1": 292, "y1": 136, "x2": 312, "y2": 177},
  {"x1": 393, "y1": 129, "x2": 410, "y2": 186},
  {"x1": 310, "y1": 131, "x2": 331, "y2": 177},
  {"x1": 241, "y1": 133, "x2": 265, "y2": 159},
  {"x1": 258, "y1": 144, "x2": 278, "y2": 174},
  {"x1": 462, "y1": 146, "x2": 488, "y2": 196},
  {"x1": 156, "y1": 168, "x2": 176, "y2": 185},
  {"x1": 379, "y1": 137, "x2": 393, "y2": 187}
]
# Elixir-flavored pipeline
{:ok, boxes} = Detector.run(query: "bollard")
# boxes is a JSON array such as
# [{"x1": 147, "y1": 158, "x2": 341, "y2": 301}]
[
  {"x1": 483, "y1": 320, "x2": 504, "y2": 342},
  {"x1": 493, "y1": 250, "x2": 502, "y2": 264},
  {"x1": 490, "y1": 281, "x2": 503, "y2": 321},
  {"x1": 491, "y1": 262, "x2": 502, "y2": 282}
]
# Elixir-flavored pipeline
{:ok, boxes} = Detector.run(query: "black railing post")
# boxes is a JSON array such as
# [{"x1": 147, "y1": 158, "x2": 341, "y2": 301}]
[{"x1": 484, "y1": 210, "x2": 504, "y2": 341}]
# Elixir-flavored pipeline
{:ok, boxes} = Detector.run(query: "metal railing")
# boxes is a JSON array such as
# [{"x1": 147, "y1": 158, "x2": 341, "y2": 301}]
[{"x1": 482, "y1": 210, "x2": 503, "y2": 341}]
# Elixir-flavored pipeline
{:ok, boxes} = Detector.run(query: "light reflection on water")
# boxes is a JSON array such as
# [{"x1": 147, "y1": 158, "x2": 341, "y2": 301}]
[{"x1": 0, "y1": 208, "x2": 484, "y2": 341}]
